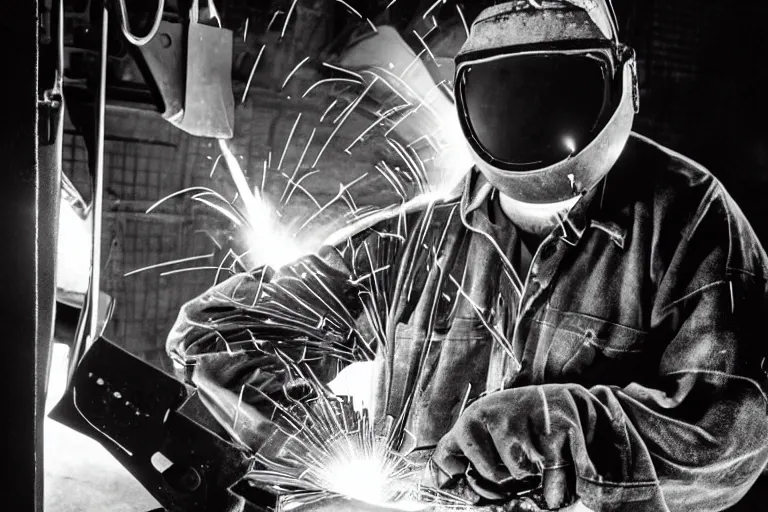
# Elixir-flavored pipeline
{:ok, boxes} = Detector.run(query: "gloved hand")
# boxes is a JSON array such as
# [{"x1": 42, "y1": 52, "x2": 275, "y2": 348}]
[{"x1": 423, "y1": 385, "x2": 579, "y2": 510}]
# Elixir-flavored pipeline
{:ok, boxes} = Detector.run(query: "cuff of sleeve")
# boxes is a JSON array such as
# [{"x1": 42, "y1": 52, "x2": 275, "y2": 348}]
[{"x1": 577, "y1": 476, "x2": 665, "y2": 512}]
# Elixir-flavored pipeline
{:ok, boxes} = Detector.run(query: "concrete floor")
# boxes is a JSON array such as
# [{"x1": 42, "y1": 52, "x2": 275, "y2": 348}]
[{"x1": 44, "y1": 343, "x2": 161, "y2": 512}]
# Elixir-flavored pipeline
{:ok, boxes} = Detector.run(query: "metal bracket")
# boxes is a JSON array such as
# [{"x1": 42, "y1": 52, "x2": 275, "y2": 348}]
[
  {"x1": 38, "y1": 87, "x2": 63, "y2": 147},
  {"x1": 49, "y1": 337, "x2": 272, "y2": 512},
  {"x1": 137, "y1": 20, "x2": 185, "y2": 123}
]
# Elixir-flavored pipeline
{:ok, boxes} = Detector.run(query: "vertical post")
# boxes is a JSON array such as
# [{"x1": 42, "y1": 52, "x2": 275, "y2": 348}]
[
  {"x1": 67, "y1": 1, "x2": 108, "y2": 385},
  {"x1": 0, "y1": 0, "x2": 43, "y2": 509},
  {"x1": 36, "y1": 0, "x2": 65, "y2": 505},
  {"x1": 88, "y1": 2, "x2": 108, "y2": 348}
]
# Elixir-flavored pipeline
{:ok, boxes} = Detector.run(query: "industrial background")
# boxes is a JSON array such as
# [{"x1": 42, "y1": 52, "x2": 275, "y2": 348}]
[{"x1": 58, "y1": 0, "x2": 768, "y2": 372}]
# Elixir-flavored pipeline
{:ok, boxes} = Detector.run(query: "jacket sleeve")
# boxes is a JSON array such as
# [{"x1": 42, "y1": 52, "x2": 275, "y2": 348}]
[
  {"x1": 535, "y1": 186, "x2": 768, "y2": 511},
  {"x1": 165, "y1": 222, "x2": 397, "y2": 451}
]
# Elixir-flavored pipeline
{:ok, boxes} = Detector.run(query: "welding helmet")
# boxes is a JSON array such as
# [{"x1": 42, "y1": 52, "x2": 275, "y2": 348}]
[{"x1": 455, "y1": 0, "x2": 639, "y2": 204}]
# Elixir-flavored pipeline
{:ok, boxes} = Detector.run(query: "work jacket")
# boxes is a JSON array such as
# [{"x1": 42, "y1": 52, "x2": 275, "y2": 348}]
[{"x1": 167, "y1": 133, "x2": 768, "y2": 511}]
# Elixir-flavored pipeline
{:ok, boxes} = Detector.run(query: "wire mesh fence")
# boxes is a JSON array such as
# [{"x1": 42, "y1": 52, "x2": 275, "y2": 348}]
[{"x1": 62, "y1": 111, "x2": 227, "y2": 373}]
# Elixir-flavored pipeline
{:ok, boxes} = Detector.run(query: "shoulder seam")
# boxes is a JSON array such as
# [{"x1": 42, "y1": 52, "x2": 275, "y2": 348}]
[
  {"x1": 630, "y1": 131, "x2": 712, "y2": 176},
  {"x1": 682, "y1": 179, "x2": 720, "y2": 243}
]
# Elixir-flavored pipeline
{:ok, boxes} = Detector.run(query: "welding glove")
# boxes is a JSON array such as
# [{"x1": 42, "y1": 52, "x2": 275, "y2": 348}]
[{"x1": 426, "y1": 385, "x2": 581, "y2": 510}]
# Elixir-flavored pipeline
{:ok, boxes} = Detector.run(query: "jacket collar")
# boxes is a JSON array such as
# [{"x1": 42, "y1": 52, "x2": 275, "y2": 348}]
[{"x1": 460, "y1": 167, "x2": 617, "y2": 247}]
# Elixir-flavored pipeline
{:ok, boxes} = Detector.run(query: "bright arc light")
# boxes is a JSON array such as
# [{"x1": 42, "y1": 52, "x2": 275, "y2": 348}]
[
  {"x1": 218, "y1": 139, "x2": 306, "y2": 269},
  {"x1": 325, "y1": 455, "x2": 390, "y2": 504}
]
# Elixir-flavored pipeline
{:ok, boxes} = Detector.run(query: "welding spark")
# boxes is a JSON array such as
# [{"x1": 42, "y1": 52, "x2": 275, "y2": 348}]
[
  {"x1": 197, "y1": 229, "x2": 222, "y2": 250},
  {"x1": 320, "y1": 99, "x2": 340, "y2": 123},
  {"x1": 123, "y1": 253, "x2": 215, "y2": 277},
  {"x1": 160, "y1": 266, "x2": 222, "y2": 277},
  {"x1": 322, "y1": 62, "x2": 364, "y2": 81},
  {"x1": 376, "y1": 161, "x2": 407, "y2": 200},
  {"x1": 412, "y1": 31, "x2": 439, "y2": 67},
  {"x1": 339, "y1": 189, "x2": 357, "y2": 213},
  {"x1": 421, "y1": 16, "x2": 439, "y2": 39},
  {"x1": 456, "y1": 5, "x2": 470, "y2": 38},
  {"x1": 282, "y1": 56, "x2": 311, "y2": 91},
  {"x1": 303, "y1": 77, "x2": 362, "y2": 98},
  {"x1": 333, "y1": 96, "x2": 362, "y2": 125},
  {"x1": 260, "y1": 161, "x2": 269, "y2": 197},
  {"x1": 280, "y1": 127, "x2": 317, "y2": 204},
  {"x1": 423, "y1": 0, "x2": 446, "y2": 19},
  {"x1": 242, "y1": 45, "x2": 266, "y2": 105},
  {"x1": 267, "y1": 10, "x2": 284, "y2": 32},
  {"x1": 281, "y1": 0, "x2": 298, "y2": 39},
  {"x1": 209, "y1": 154, "x2": 223, "y2": 177},
  {"x1": 279, "y1": 113, "x2": 303, "y2": 171},
  {"x1": 193, "y1": 195, "x2": 245, "y2": 226},
  {"x1": 281, "y1": 170, "x2": 321, "y2": 209},
  {"x1": 146, "y1": 186, "x2": 232, "y2": 214},
  {"x1": 335, "y1": 0, "x2": 362, "y2": 19},
  {"x1": 387, "y1": 139, "x2": 427, "y2": 194}
]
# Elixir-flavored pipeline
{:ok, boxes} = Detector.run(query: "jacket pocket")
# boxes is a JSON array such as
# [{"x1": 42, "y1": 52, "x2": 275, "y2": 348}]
[
  {"x1": 388, "y1": 319, "x2": 494, "y2": 447},
  {"x1": 393, "y1": 318, "x2": 490, "y2": 396},
  {"x1": 534, "y1": 307, "x2": 649, "y2": 386}
]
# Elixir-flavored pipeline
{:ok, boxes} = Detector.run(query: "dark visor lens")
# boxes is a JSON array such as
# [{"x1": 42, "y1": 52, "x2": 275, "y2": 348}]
[{"x1": 460, "y1": 53, "x2": 611, "y2": 168}]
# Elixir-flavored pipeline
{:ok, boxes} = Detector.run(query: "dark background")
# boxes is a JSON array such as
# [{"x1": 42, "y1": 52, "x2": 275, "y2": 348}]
[{"x1": 56, "y1": 0, "x2": 768, "y2": 371}]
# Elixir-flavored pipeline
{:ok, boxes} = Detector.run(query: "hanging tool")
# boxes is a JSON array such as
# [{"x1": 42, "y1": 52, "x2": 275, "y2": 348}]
[
  {"x1": 176, "y1": 0, "x2": 235, "y2": 138},
  {"x1": 132, "y1": 0, "x2": 235, "y2": 138},
  {"x1": 137, "y1": 19, "x2": 186, "y2": 125}
]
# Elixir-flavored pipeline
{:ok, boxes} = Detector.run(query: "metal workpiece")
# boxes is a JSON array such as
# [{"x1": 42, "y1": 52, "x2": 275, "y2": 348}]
[{"x1": 49, "y1": 338, "x2": 268, "y2": 512}]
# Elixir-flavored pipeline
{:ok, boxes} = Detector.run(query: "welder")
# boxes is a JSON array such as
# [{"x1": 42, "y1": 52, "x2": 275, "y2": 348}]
[{"x1": 166, "y1": 1, "x2": 768, "y2": 510}]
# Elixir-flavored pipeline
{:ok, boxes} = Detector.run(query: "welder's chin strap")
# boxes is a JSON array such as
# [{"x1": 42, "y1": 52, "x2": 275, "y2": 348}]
[{"x1": 470, "y1": 60, "x2": 637, "y2": 205}]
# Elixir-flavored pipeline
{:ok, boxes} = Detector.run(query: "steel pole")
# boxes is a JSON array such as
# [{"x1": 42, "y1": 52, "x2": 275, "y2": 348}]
[{"x1": 67, "y1": 1, "x2": 108, "y2": 385}]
